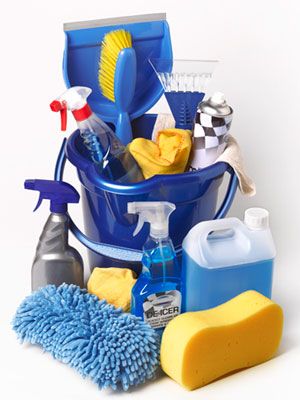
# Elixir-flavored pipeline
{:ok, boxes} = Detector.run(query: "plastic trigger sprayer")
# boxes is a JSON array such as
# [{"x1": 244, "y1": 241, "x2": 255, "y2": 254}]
[
  {"x1": 24, "y1": 179, "x2": 84, "y2": 291},
  {"x1": 128, "y1": 201, "x2": 182, "y2": 335},
  {"x1": 50, "y1": 86, "x2": 143, "y2": 183},
  {"x1": 50, "y1": 86, "x2": 105, "y2": 165}
]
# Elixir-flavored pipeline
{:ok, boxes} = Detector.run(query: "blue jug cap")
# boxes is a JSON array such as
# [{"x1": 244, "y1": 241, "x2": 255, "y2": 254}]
[{"x1": 24, "y1": 179, "x2": 80, "y2": 214}]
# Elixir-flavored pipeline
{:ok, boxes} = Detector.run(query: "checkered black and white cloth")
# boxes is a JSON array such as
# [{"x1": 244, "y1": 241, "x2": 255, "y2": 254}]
[{"x1": 190, "y1": 110, "x2": 233, "y2": 169}]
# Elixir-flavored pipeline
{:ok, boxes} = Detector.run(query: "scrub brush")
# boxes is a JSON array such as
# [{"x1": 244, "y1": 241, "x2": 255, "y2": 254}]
[
  {"x1": 12, "y1": 284, "x2": 159, "y2": 391},
  {"x1": 99, "y1": 29, "x2": 136, "y2": 145}
]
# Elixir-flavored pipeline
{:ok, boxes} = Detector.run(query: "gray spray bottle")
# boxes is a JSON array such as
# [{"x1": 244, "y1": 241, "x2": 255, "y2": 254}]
[{"x1": 24, "y1": 179, "x2": 84, "y2": 291}]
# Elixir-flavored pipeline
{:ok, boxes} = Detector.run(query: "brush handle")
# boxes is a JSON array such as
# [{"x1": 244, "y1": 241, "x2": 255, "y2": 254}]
[
  {"x1": 114, "y1": 48, "x2": 136, "y2": 145},
  {"x1": 116, "y1": 112, "x2": 133, "y2": 145}
]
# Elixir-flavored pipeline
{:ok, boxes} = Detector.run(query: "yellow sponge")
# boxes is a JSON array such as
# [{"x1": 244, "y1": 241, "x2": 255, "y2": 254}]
[
  {"x1": 87, "y1": 267, "x2": 136, "y2": 312},
  {"x1": 160, "y1": 291, "x2": 283, "y2": 390}
]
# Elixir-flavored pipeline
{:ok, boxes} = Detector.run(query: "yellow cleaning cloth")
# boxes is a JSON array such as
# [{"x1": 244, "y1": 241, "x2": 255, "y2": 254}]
[
  {"x1": 128, "y1": 129, "x2": 192, "y2": 179},
  {"x1": 87, "y1": 267, "x2": 136, "y2": 311}
]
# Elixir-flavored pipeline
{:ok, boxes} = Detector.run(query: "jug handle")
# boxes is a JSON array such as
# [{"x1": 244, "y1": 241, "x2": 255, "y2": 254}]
[
  {"x1": 197, "y1": 218, "x2": 250, "y2": 264},
  {"x1": 54, "y1": 138, "x2": 238, "y2": 260}
]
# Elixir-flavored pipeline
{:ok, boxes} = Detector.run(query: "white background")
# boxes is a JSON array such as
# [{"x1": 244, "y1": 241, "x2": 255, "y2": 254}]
[{"x1": 1, "y1": 0, "x2": 300, "y2": 398}]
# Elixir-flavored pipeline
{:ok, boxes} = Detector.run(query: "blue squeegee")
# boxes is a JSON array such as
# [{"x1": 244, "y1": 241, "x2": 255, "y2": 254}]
[{"x1": 12, "y1": 284, "x2": 159, "y2": 391}]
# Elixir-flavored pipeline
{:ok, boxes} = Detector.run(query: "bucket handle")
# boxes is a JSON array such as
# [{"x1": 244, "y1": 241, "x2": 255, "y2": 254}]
[
  {"x1": 54, "y1": 138, "x2": 143, "y2": 262},
  {"x1": 54, "y1": 138, "x2": 238, "y2": 262},
  {"x1": 213, "y1": 164, "x2": 238, "y2": 219}
]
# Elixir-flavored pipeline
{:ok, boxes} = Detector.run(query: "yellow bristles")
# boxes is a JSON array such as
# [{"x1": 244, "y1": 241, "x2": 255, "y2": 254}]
[{"x1": 99, "y1": 29, "x2": 132, "y2": 103}]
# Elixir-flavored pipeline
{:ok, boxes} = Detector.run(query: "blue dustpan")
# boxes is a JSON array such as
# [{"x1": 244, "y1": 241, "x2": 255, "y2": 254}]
[{"x1": 63, "y1": 14, "x2": 172, "y2": 129}]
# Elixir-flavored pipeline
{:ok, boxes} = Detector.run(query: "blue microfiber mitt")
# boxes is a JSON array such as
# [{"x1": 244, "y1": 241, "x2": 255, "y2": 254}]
[{"x1": 12, "y1": 284, "x2": 159, "y2": 391}]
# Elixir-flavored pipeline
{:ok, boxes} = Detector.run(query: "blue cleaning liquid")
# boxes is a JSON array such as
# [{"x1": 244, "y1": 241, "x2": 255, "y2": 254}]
[
  {"x1": 182, "y1": 254, "x2": 274, "y2": 312},
  {"x1": 80, "y1": 129, "x2": 104, "y2": 165},
  {"x1": 80, "y1": 129, "x2": 144, "y2": 183},
  {"x1": 131, "y1": 239, "x2": 181, "y2": 337},
  {"x1": 102, "y1": 149, "x2": 142, "y2": 183}
]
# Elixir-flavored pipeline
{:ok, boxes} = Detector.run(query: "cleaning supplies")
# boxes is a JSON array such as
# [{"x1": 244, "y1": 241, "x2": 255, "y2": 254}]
[
  {"x1": 191, "y1": 92, "x2": 233, "y2": 169},
  {"x1": 182, "y1": 208, "x2": 275, "y2": 312},
  {"x1": 160, "y1": 290, "x2": 283, "y2": 391},
  {"x1": 87, "y1": 267, "x2": 137, "y2": 311},
  {"x1": 24, "y1": 179, "x2": 84, "y2": 291},
  {"x1": 127, "y1": 201, "x2": 181, "y2": 336},
  {"x1": 128, "y1": 128, "x2": 192, "y2": 179},
  {"x1": 99, "y1": 29, "x2": 136, "y2": 145},
  {"x1": 12, "y1": 284, "x2": 159, "y2": 391},
  {"x1": 149, "y1": 59, "x2": 218, "y2": 130},
  {"x1": 50, "y1": 86, "x2": 144, "y2": 183},
  {"x1": 59, "y1": 16, "x2": 239, "y2": 274}
]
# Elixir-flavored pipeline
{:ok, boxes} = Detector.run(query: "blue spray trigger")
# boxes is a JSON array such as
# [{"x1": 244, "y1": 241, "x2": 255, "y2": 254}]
[
  {"x1": 24, "y1": 179, "x2": 80, "y2": 214},
  {"x1": 33, "y1": 194, "x2": 43, "y2": 212}
]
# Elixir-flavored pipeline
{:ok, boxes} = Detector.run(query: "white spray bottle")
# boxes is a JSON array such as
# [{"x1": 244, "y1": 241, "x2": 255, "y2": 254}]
[{"x1": 128, "y1": 201, "x2": 181, "y2": 335}]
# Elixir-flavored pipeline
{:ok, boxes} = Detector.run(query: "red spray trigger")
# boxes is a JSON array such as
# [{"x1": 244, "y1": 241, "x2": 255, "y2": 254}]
[{"x1": 50, "y1": 100, "x2": 67, "y2": 131}]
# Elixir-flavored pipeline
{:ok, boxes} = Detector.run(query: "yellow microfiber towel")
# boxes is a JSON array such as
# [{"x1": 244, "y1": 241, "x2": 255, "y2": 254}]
[
  {"x1": 128, "y1": 128, "x2": 192, "y2": 179},
  {"x1": 87, "y1": 267, "x2": 137, "y2": 312}
]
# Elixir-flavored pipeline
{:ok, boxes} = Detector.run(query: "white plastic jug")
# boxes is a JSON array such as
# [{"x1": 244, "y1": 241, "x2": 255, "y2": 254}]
[{"x1": 181, "y1": 208, "x2": 276, "y2": 311}]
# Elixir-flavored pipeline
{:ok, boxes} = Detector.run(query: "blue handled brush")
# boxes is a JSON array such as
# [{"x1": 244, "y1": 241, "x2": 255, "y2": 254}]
[
  {"x1": 12, "y1": 284, "x2": 159, "y2": 391},
  {"x1": 99, "y1": 30, "x2": 136, "y2": 145}
]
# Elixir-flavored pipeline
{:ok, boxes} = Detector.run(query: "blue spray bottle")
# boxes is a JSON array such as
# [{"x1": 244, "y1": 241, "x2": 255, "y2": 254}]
[{"x1": 128, "y1": 202, "x2": 181, "y2": 336}]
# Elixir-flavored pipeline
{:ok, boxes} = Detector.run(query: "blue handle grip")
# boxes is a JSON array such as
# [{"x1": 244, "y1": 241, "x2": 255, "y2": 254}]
[
  {"x1": 114, "y1": 48, "x2": 136, "y2": 145},
  {"x1": 54, "y1": 138, "x2": 238, "y2": 261},
  {"x1": 214, "y1": 166, "x2": 238, "y2": 219}
]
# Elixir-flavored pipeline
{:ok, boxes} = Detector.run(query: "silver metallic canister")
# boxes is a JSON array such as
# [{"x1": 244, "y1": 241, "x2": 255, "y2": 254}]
[{"x1": 190, "y1": 92, "x2": 233, "y2": 170}]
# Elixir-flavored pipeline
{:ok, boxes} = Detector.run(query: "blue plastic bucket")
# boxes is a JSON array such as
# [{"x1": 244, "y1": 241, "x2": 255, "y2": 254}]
[{"x1": 56, "y1": 113, "x2": 238, "y2": 273}]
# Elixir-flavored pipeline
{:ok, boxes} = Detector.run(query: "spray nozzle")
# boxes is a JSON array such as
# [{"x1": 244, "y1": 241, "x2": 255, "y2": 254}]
[
  {"x1": 210, "y1": 91, "x2": 226, "y2": 105},
  {"x1": 24, "y1": 179, "x2": 80, "y2": 214},
  {"x1": 127, "y1": 201, "x2": 176, "y2": 239},
  {"x1": 50, "y1": 86, "x2": 93, "y2": 132},
  {"x1": 50, "y1": 100, "x2": 68, "y2": 131}
]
